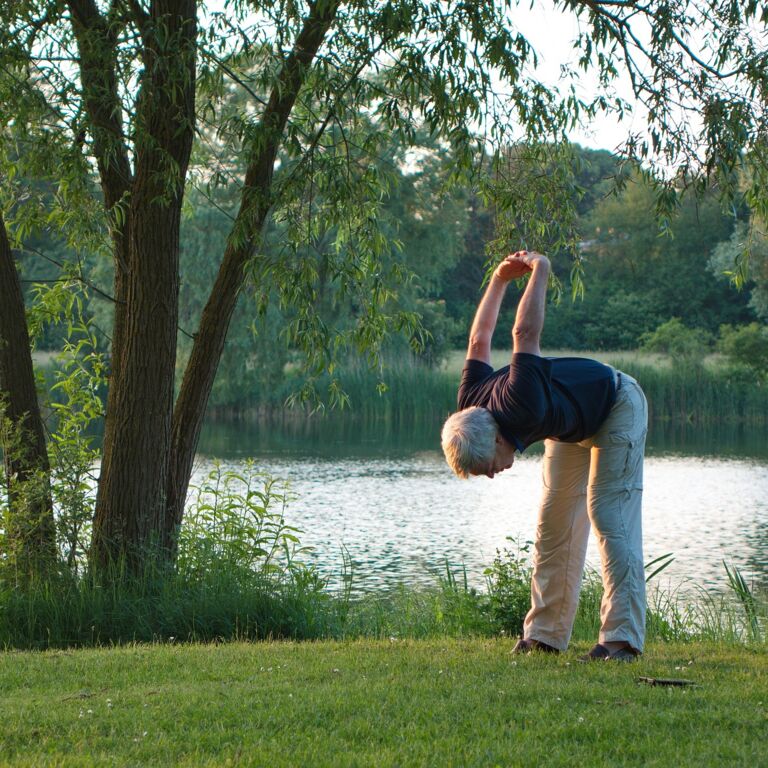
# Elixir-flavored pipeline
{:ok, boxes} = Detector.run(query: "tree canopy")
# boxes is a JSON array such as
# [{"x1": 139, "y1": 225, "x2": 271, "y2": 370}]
[{"x1": 1, "y1": 0, "x2": 767, "y2": 575}]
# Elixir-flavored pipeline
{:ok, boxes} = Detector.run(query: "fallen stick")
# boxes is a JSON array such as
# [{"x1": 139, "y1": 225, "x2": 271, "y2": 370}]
[{"x1": 637, "y1": 676, "x2": 697, "y2": 687}]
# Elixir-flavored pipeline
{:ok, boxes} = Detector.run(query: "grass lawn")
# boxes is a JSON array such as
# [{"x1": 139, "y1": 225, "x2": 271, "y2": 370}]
[{"x1": 1, "y1": 639, "x2": 766, "y2": 767}]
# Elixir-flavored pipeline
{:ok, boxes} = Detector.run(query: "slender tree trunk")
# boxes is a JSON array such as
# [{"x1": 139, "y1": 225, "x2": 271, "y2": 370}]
[
  {"x1": 0, "y1": 211, "x2": 55, "y2": 579},
  {"x1": 89, "y1": 0, "x2": 197, "y2": 573},
  {"x1": 165, "y1": 0, "x2": 341, "y2": 543}
]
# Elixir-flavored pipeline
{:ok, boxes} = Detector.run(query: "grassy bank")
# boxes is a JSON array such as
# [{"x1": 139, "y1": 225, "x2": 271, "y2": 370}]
[
  {"x1": 2, "y1": 638, "x2": 766, "y2": 767},
  {"x1": 2, "y1": 555, "x2": 765, "y2": 651},
  {"x1": 327, "y1": 350, "x2": 768, "y2": 425}
]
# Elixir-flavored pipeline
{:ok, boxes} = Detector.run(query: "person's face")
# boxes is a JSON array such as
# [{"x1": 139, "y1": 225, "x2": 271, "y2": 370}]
[{"x1": 470, "y1": 434, "x2": 516, "y2": 479}]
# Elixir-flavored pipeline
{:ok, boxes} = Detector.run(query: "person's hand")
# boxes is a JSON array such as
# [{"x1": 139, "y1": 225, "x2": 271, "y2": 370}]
[
  {"x1": 518, "y1": 250, "x2": 550, "y2": 270},
  {"x1": 494, "y1": 251, "x2": 533, "y2": 282}
]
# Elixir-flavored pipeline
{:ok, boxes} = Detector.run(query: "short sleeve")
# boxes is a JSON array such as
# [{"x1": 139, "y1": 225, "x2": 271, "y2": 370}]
[
  {"x1": 457, "y1": 358, "x2": 494, "y2": 409},
  {"x1": 491, "y1": 354, "x2": 552, "y2": 427}
]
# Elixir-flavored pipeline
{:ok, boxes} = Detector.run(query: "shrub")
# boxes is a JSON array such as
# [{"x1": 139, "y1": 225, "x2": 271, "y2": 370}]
[
  {"x1": 718, "y1": 323, "x2": 768, "y2": 380},
  {"x1": 640, "y1": 317, "x2": 712, "y2": 361}
]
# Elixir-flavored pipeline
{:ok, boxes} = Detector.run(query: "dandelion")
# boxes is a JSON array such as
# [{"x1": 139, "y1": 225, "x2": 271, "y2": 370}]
[{"x1": 578, "y1": 716, "x2": 585, "y2": 723}]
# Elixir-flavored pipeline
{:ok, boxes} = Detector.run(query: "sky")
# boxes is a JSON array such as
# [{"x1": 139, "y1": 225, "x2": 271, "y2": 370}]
[{"x1": 507, "y1": 1, "x2": 643, "y2": 153}]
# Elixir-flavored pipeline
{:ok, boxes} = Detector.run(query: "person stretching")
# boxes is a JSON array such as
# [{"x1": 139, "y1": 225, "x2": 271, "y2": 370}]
[{"x1": 441, "y1": 250, "x2": 648, "y2": 661}]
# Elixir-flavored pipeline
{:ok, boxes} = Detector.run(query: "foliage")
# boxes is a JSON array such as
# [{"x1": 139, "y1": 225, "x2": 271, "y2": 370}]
[
  {"x1": 30, "y1": 281, "x2": 105, "y2": 574},
  {"x1": 718, "y1": 322, "x2": 768, "y2": 380},
  {"x1": 484, "y1": 538, "x2": 533, "y2": 636},
  {"x1": 723, "y1": 560, "x2": 762, "y2": 643},
  {"x1": 0, "y1": 276, "x2": 104, "y2": 583},
  {"x1": 0, "y1": 405, "x2": 51, "y2": 583},
  {"x1": 640, "y1": 318, "x2": 712, "y2": 362},
  {"x1": 711, "y1": 220, "x2": 768, "y2": 322},
  {"x1": 179, "y1": 463, "x2": 315, "y2": 585}
]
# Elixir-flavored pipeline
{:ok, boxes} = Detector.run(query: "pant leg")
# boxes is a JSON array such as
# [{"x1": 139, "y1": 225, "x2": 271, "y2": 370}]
[
  {"x1": 523, "y1": 439, "x2": 592, "y2": 651},
  {"x1": 583, "y1": 375, "x2": 648, "y2": 653}
]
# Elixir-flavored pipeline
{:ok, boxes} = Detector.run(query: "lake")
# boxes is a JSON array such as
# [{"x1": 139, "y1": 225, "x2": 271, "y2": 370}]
[{"x1": 197, "y1": 417, "x2": 768, "y2": 595}]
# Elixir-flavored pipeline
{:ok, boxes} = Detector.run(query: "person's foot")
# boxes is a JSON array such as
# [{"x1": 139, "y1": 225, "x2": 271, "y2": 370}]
[
  {"x1": 578, "y1": 642, "x2": 639, "y2": 662},
  {"x1": 512, "y1": 637, "x2": 560, "y2": 655},
  {"x1": 578, "y1": 643, "x2": 611, "y2": 662},
  {"x1": 607, "y1": 646, "x2": 639, "y2": 662}
]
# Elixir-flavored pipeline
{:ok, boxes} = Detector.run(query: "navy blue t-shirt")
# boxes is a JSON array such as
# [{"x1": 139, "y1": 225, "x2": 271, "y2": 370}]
[{"x1": 457, "y1": 354, "x2": 616, "y2": 451}]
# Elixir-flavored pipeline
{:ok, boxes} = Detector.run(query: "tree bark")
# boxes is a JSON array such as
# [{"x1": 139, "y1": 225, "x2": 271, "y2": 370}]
[
  {"x1": 0, "y1": 211, "x2": 55, "y2": 579},
  {"x1": 165, "y1": 0, "x2": 341, "y2": 542},
  {"x1": 83, "y1": 0, "x2": 197, "y2": 573}
]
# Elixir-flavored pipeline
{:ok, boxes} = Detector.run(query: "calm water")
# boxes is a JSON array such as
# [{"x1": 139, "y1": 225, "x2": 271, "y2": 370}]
[{"x1": 196, "y1": 417, "x2": 768, "y2": 593}]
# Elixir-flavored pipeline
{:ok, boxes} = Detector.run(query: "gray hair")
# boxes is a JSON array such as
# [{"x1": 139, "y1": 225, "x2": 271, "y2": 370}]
[{"x1": 441, "y1": 406, "x2": 498, "y2": 479}]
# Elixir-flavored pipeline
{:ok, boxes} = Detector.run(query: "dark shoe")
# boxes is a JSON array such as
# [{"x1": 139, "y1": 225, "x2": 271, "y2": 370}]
[
  {"x1": 578, "y1": 643, "x2": 639, "y2": 662},
  {"x1": 607, "y1": 647, "x2": 639, "y2": 663},
  {"x1": 512, "y1": 638, "x2": 560, "y2": 655},
  {"x1": 578, "y1": 643, "x2": 611, "y2": 662}
]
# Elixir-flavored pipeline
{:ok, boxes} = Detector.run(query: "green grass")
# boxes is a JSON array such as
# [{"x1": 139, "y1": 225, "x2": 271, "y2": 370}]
[
  {"x1": 336, "y1": 349, "x2": 768, "y2": 425},
  {"x1": 1, "y1": 638, "x2": 766, "y2": 767}
]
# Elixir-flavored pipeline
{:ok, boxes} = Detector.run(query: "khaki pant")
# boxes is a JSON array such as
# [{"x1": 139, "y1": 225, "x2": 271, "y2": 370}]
[{"x1": 523, "y1": 373, "x2": 648, "y2": 652}]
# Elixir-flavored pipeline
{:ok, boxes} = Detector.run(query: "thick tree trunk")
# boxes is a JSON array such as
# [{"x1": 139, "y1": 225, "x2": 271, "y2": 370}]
[
  {"x1": 0, "y1": 211, "x2": 55, "y2": 578},
  {"x1": 89, "y1": 0, "x2": 197, "y2": 573},
  {"x1": 165, "y1": 0, "x2": 341, "y2": 543}
]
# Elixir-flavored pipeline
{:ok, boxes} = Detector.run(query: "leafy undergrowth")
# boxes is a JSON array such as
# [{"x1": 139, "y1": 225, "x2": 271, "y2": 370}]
[{"x1": 1, "y1": 639, "x2": 766, "y2": 767}]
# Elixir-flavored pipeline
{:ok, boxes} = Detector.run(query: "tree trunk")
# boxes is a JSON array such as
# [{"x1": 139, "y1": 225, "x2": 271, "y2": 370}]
[
  {"x1": 67, "y1": 0, "x2": 135, "y2": 539},
  {"x1": 165, "y1": 0, "x2": 340, "y2": 544},
  {"x1": 89, "y1": 0, "x2": 197, "y2": 574},
  {"x1": 0, "y1": 211, "x2": 55, "y2": 579}
]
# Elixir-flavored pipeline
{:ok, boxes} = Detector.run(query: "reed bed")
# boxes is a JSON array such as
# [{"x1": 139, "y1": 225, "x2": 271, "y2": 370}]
[{"x1": 330, "y1": 357, "x2": 768, "y2": 426}]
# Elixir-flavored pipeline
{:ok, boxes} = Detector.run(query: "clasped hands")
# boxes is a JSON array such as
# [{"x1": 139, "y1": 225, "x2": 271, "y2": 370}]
[{"x1": 494, "y1": 250, "x2": 550, "y2": 283}]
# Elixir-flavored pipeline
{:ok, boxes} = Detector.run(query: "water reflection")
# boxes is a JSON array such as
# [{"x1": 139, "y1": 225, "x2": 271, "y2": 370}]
[
  {"x1": 200, "y1": 415, "x2": 768, "y2": 461},
  {"x1": 196, "y1": 417, "x2": 768, "y2": 593}
]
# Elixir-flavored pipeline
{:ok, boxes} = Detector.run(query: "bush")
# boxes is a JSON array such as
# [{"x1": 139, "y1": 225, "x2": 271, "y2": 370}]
[
  {"x1": 640, "y1": 317, "x2": 712, "y2": 361},
  {"x1": 718, "y1": 323, "x2": 768, "y2": 380}
]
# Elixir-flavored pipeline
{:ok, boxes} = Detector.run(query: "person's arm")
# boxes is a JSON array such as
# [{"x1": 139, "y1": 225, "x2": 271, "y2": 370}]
[
  {"x1": 467, "y1": 252, "x2": 532, "y2": 364},
  {"x1": 512, "y1": 252, "x2": 550, "y2": 356}
]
